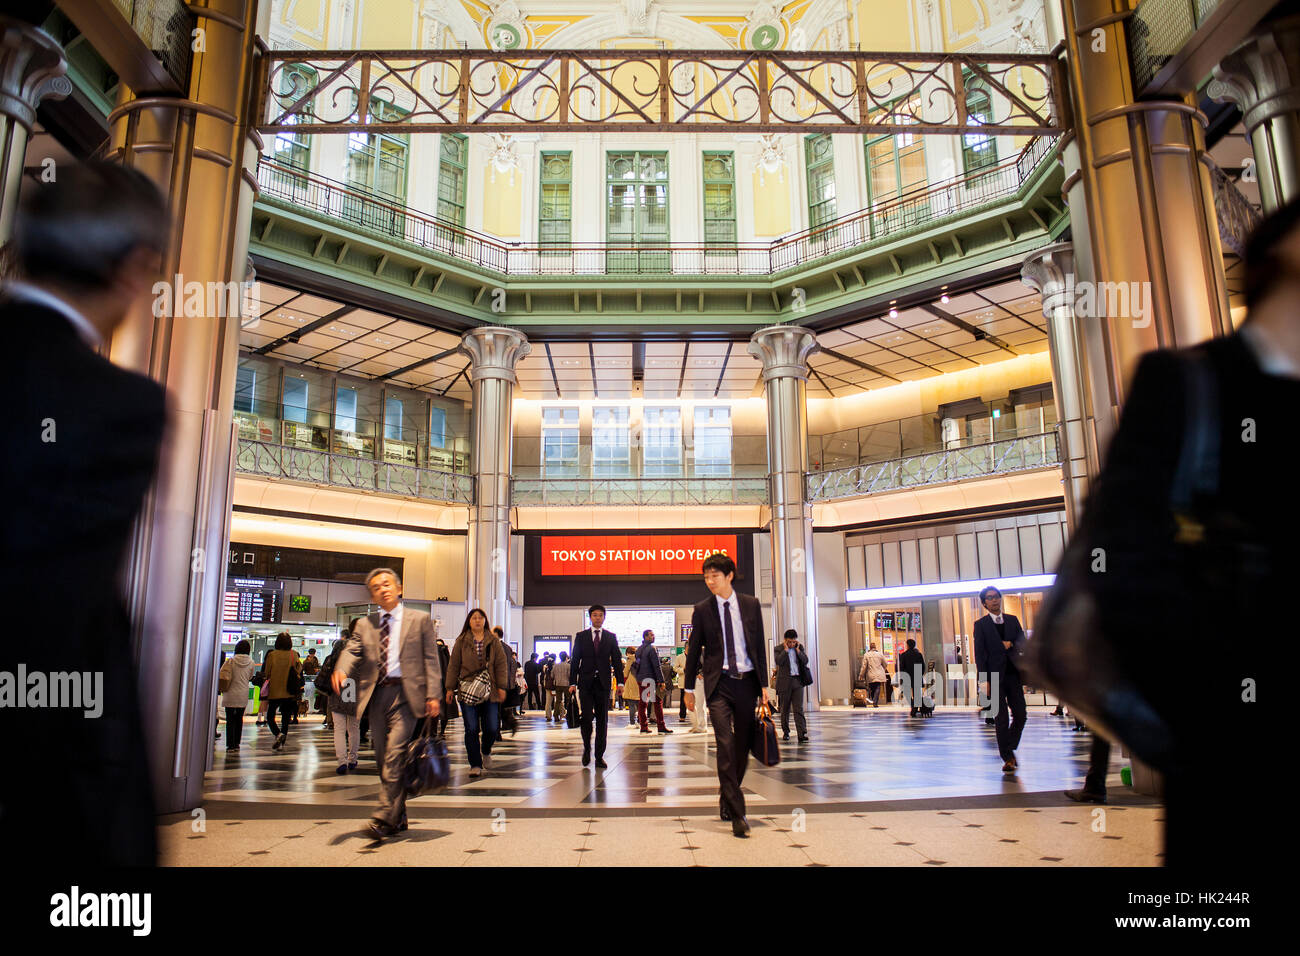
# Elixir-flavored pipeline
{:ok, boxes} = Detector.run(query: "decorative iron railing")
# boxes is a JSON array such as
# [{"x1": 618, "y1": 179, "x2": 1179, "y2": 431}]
[
  {"x1": 510, "y1": 476, "x2": 769, "y2": 507},
  {"x1": 256, "y1": 48, "x2": 1062, "y2": 136},
  {"x1": 236, "y1": 438, "x2": 474, "y2": 504},
  {"x1": 255, "y1": 135, "x2": 1058, "y2": 278},
  {"x1": 806, "y1": 432, "x2": 1060, "y2": 501}
]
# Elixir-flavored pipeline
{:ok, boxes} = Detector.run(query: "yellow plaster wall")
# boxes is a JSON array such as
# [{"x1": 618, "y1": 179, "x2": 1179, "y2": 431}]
[{"x1": 482, "y1": 166, "x2": 523, "y2": 237}]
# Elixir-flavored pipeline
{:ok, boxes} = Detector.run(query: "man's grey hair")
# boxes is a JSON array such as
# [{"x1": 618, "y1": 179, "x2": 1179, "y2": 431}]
[{"x1": 365, "y1": 567, "x2": 402, "y2": 588}]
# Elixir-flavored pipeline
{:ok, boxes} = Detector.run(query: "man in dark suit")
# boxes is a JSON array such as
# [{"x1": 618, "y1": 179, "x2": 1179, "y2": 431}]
[
  {"x1": 973, "y1": 586, "x2": 1027, "y2": 772},
  {"x1": 0, "y1": 163, "x2": 169, "y2": 865},
  {"x1": 524, "y1": 652, "x2": 542, "y2": 710},
  {"x1": 773, "y1": 629, "x2": 809, "y2": 743},
  {"x1": 683, "y1": 553, "x2": 769, "y2": 837},
  {"x1": 898, "y1": 638, "x2": 926, "y2": 717},
  {"x1": 567, "y1": 605, "x2": 623, "y2": 767}
]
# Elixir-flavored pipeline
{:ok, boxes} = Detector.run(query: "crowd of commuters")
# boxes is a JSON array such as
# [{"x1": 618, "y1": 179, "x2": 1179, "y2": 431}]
[{"x1": 4, "y1": 158, "x2": 1291, "y2": 863}]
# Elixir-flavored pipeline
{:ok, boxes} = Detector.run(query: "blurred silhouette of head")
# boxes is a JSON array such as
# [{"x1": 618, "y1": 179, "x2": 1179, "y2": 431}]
[{"x1": 13, "y1": 162, "x2": 167, "y2": 338}]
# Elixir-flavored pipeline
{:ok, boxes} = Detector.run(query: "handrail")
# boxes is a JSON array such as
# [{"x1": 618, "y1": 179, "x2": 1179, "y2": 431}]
[
  {"x1": 254, "y1": 135, "x2": 1059, "y2": 277},
  {"x1": 235, "y1": 438, "x2": 474, "y2": 504},
  {"x1": 510, "y1": 475, "x2": 769, "y2": 507},
  {"x1": 806, "y1": 431, "x2": 1061, "y2": 501}
]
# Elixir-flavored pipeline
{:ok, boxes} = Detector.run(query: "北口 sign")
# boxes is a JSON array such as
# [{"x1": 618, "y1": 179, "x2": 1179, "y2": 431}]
[{"x1": 540, "y1": 534, "x2": 737, "y2": 576}]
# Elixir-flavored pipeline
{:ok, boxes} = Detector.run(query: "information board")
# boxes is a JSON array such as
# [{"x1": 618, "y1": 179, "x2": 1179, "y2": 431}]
[
  {"x1": 583, "y1": 607, "x2": 676, "y2": 647},
  {"x1": 223, "y1": 589, "x2": 282, "y2": 623}
]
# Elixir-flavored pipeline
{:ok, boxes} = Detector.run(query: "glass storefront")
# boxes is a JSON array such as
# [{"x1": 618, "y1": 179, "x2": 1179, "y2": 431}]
[{"x1": 848, "y1": 588, "x2": 1048, "y2": 706}]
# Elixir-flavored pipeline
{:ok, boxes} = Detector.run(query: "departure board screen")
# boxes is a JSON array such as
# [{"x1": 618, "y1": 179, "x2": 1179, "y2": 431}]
[{"x1": 223, "y1": 588, "x2": 282, "y2": 623}]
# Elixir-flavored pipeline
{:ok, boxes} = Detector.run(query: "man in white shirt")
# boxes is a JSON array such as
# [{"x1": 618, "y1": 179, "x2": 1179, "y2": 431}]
[{"x1": 683, "y1": 553, "x2": 770, "y2": 837}]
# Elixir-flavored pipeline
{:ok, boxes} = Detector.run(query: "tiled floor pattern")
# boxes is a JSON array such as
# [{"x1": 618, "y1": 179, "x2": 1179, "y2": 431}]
[{"x1": 165, "y1": 707, "x2": 1163, "y2": 865}]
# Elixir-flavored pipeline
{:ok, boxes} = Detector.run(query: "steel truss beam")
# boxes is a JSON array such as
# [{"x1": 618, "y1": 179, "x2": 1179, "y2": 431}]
[{"x1": 255, "y1": 47, "x2": 1065, "y2": 136}]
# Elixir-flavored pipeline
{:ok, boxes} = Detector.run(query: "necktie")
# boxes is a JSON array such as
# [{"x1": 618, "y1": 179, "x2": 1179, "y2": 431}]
[
  {"x1": 378, "y1": 612, "x2": 392, "y2": 681},
  {"x1": 723, "y1": 601, "x2": 739, "y2": 678}
]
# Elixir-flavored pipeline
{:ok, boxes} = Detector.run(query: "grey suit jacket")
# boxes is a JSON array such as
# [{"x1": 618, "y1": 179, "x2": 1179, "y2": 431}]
[{"x1": 335, "y1": 606, "x2": 442, "y2": 716}]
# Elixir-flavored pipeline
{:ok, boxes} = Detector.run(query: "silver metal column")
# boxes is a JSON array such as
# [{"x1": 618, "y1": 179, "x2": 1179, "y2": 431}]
[
  {"x1": 1211, "y1": 13, "x2": 1300, "y2": 212},
  {"x1": 748, "y1": 326, "x2": 819, "y2": 707},
  {"x1": 459, "y1": 327, "x2": 531, "y2": 630},
  {"x1": 107, "y1": 0, "x2": 265, "y2": 814},
  {"x1": 0, "y1": 17, "x2": 70, "y2": 243},
  {"x1": 1021, "y1": 242, "x2": 1096, "y2": 531}
]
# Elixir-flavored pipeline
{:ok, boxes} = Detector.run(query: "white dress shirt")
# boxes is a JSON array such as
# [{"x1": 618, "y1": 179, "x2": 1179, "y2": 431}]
[
  {"x1": 380, "y1": 602, "x2": 404, "y2": 678},
  {"x1": 714, "y1": 592, "x2": 753, "y2": 674},
  {"x1": 4, "y1": 280, "x2": 104, "y2": 348},
  {"x1": 991, "y1": 612, "x2": 1005, "y2": 625}
]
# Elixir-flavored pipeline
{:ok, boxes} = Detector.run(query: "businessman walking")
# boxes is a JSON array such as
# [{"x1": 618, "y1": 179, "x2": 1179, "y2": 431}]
[
  {"x1": 333, "y1": 568, "x2": 441, "y2": 839},
  {"x1": 973, "y1": 585, "x2": 1027, "y2": 773},
  {"x1": 569, "y1": 605, "x2": 624, "y2": 767},
  {"x1": 683, "y1": 553, "x2": 769, "y2": 837}
]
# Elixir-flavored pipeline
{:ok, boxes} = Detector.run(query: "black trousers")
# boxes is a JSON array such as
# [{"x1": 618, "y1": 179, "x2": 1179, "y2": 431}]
[
  {"x1": 224, "y1": 707, "x2": 245, "y2": 749},
  {"x1": 994, "y1": 669, "x2": 1027, "y2": 761},
  {"x1": 707, "y1": 674, "x2": 760, "y2": 820},
  {"x1": 1083, "y1": 733, "x2": 1111, "y2": 795},
  {"x1": 266, "y1": 698, "x2": 294, "y2": 738},
  {"x1": 577, "y1": 680, "x2": 613, "y2": 758},
  {"x1": 526, "y1": 680, "x2": 542, "y2": 709}
]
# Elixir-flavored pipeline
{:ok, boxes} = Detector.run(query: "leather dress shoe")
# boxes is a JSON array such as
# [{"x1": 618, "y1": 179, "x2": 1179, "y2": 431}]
[
  {"x1": 657, "y1": 727, "x2": 673, "y2": 734},
  {"x1": 582, "y1": 749, "x2": 591, "y2": 766},
  {"x1": 367, "y1": 820, "x2": 397, "y2": 840},
  {"x1": 798, "y1": 736, "x2": 809, "y2": 743},
  {"x1": 398, "y1": 817, "x2": 409, "y2": 831},
  {"x1": 731, "y1": 817, "x2": 750, "y2": 838},
  {"x1": 1064, "y1": 788, "x2": 1106, "y2": 804},
  {"x1": 595, "y1": 758, "x2": 608, "y2": 768},
  {"x1": 719, "y1": 799, "x2": 732, "y2": 821}
]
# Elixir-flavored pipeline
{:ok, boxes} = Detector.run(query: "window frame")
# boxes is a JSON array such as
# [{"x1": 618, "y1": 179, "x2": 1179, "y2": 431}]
[{"x1": 701, "y1": 151, "x2": 737, "y2": 251}]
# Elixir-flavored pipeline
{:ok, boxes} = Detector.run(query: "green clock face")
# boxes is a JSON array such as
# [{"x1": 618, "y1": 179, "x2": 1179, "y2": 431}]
[
  {"x1": 491, "y1": 22, "x2": 522, "y2": 50},
  {"x1": 751, "y1": 24, "x2": 780, "y2": 51}
]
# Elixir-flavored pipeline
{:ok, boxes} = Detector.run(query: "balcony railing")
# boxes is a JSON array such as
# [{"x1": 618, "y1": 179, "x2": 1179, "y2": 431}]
[
  {"x1": 510, "y1": 476, "x2": 769, "y2": 507},
  {"x1": 255, "y1": 136, "x2": 1057, "y2": 279},
  {"x1": 236, "y1": 438, "x2": 474, "y2": 504},
  {"x1": 806, "y1": 432, "x2": 1060, "y2": 502}
]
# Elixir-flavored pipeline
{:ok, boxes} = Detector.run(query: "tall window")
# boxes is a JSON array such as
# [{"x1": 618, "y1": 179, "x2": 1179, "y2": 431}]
[
  {"x1": 335, "y1": 386, "x2": 358, "y2": 433},
  {"x1": 804, "y1": 133, "x2": 837, "y2": 232},
  {"x1": 592, "y1": 406, "x2": 631, "y2": 476},
  {"x1": 542, "y1": 406, "x2": 580, "y2": 476},
  {"x1": 430, "y1": 406, "x2": 447, "y2": 449},
  {"x1": 437, "y1": 132, "x2": 468, "y2": 241},
  {"x1": 539, "y1": 151, "x2": 572, "y2": 249},
  {"x1": 270, "y1": 65, "x2": 316, "y2": 198},
  {"x1": 234, "y1": 365, "x2": 257, "y2": 414},
  {"x1": 345, "y1": 98, "x2": 409, "y2": 235},
  {"x1": 283, "y1": 376, "x2": 308, "y2": 424},
  {"x1": 606, "y1": 151, "x2": 669, "y2": 273},
  {"x1": 865, "y1": 94, "x2": 927, "y2": 229},
  {"x1": 962, "y1": 70, "x2": 998, "y2": 175},
  {"x1": 643, "y1": 406, "x2": 682, "y2": 476},
  {"x1": 702, "y1": 151, "x2": 737, "y2": 250},
  {"x1": 384, "y1": 396, "x2": 404, "y2": 441},
  {"x1": 693, "y1": 406, "x2": 732, "y2": 476}
]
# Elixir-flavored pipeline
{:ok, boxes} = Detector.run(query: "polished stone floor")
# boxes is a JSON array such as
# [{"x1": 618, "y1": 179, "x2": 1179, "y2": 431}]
[{"x1": 161, "y1": 704, "x2": 1163, "y2": 865}]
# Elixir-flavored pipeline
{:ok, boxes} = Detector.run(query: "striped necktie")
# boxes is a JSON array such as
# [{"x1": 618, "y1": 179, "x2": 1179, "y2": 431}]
[{"x1": 377, "y1": 612, "x2": 392, "y2": 681}]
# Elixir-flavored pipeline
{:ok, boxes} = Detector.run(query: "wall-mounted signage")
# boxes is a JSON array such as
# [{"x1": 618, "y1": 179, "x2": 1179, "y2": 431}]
[
  {"x1": 874, "y1": 611, "x2": 895, "y2": 630},
  {"x1": 289, "y1": 594, "x2": 312, "y2": 613},
  {"x1": 540, "y1": 534, "x2": 737, "y2": 577}
]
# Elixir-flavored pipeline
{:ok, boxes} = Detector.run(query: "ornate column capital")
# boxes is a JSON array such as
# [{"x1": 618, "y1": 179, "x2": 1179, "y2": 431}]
[
  {"x1": 459, "y1": 326, "x2": 532, "y2": 385},
  {"x1": 1210, "y1": 14, "x2": 1300, "y2": 135},
  {"x1": 1020, "y1": 242, "x2": 1075, "y2": 316},
  {"x1": 747, "y1": 325, "x2": 818, "y2": 383},
  {"x1": 0, "y1": 17, "x2": 70, "y2": 130}
]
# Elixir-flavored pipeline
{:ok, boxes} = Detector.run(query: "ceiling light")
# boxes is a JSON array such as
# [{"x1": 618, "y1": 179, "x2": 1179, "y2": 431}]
[
  {"x1": 888, "y1": 308, "x2": 898, "y2": 318},
  {"x1": 940, "y1": 294, "x2": 950, "y2": 304}
]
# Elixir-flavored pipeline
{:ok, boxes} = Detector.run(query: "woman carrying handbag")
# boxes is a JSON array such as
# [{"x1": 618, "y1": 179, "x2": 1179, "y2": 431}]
[{"x1": 443, "y1": 609, "x2": 509, "y2": 778}]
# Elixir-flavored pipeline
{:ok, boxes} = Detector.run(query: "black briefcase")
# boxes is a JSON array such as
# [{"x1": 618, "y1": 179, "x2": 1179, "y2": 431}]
[
  {"x1": 750, "y1": 700, "x2": 781, "y2": 767},
  {"x1": 564, "y1": 691, "x2": 580, "y2": 728}
]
